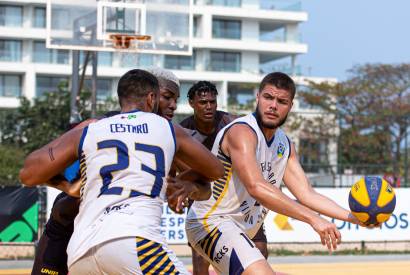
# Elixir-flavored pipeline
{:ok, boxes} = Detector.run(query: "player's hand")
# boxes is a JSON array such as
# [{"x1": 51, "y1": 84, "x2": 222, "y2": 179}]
[
  {"x1": 46, "y1": 176, "x2": 81, "y2": 198},
  {"x1": 310, "y1": 216, "x2": 341, "y2": 253},
  {"x1": 166, "y1": 176, "x2": 191, "y2": 214}
]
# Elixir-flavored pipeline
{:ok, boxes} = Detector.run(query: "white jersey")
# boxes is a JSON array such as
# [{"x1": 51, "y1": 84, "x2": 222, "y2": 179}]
[
  {"x1": 186, "y1": 113, "x2": 291, "y2": 244},
  {"x1": 67, "y1": 110, "x2": 176, "y2": 267}
]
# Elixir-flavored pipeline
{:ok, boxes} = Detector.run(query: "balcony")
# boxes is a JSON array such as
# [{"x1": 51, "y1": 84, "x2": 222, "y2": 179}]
[{"x1": 259, "y1": 0, "x2": 302, "y2": 12}]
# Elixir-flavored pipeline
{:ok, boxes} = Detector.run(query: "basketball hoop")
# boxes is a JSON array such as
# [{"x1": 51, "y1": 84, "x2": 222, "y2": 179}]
[{"x1": 109, "y1": 34, "x2": 151, "y2": 49}]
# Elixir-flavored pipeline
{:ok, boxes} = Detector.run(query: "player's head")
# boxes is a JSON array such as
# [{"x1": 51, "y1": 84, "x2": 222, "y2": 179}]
[
  {"x1": 147, "y1": 67, "x2": 180, "y2": 121},
  {"x1": 117, "y1": 69, "x2": 159, "y2": 113},
  {"x1": 188, "y1": 81, "x2": 218, "y2": 123},
  {"x1": 255, "y1": 72, "x2": 295, "y2": 129}
]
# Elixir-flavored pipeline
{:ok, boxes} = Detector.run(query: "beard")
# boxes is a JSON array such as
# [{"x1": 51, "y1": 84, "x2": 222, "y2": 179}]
[{"x1": 255, "y1": 105, "x2": 288, "y2": 129}]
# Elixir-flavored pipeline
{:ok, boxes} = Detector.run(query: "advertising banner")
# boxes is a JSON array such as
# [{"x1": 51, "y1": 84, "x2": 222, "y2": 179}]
[
  {"x1": 263, "y1": 188, "x2": 409, "y2": 243},
  {"x1": 0, "y1": 186, "x2": 39, "y2": 242},
  {"x1": 46, "y1": 187, "x2": 410, "y2": 244}
]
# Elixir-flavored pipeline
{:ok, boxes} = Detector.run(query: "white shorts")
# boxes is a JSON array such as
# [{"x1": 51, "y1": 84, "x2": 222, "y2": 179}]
[
  {"x1": 188, "y1": 220, "x2": 265, "y2": 275},
  {"x1": 69, "y1": 236, "x2": 189, "y2": 275}
]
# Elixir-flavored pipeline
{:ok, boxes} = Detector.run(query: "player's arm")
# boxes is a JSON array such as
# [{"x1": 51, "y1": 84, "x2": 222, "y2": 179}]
[
  {"x1": 19, "y1": 127, "x2": 83, "y2": 186},
  {"x1": 283, "y1": 143, "x2": 359, "y2": 224},
  {"x1": 223, "y1": 124, "x2": 341, "y2": 250},
  {"x1": 19, "y1": 119, "x2": 96, "y2": 187},
  {"x1": 173, "y1": 123, "x2": 224, "y2": 181}
]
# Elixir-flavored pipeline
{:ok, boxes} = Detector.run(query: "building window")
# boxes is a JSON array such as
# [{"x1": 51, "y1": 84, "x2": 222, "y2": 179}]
[
  {"x1": 179, "y1": 82, "x2": 195, "y2": 105},
  {"x1": 212, "y1": 19, "x2": 241, "y2": 39},
  {"x1": 83, "y1": 79, "x2": 113, "y2": 100},
  {"x1": 228, "y1": 83, "x2": 256, "y2": 112},
  {"x1": 193, "y1": 16, "x2": 201, "y2": 38},
  {"x1": 164, "y1": 52, "x2": 195, "y2": 70},
  {"x1": 259, "y1": 23, "x2": 285, "y2": 42},
  {"x1": 0, "y1": 74, "x2": 21, "y2": 97},
  {"x1": 36, "y1": 76, "x2": 69, "y2": 97},
  {"x1": 0, "y1": 5, "x2": 23, "y2": 27},
  {"x1": 121, "y1": 53, "x2": 153, "y2": 68},
  {"x1": 209, "y1": 51, "x2": 240, "y2": 72},
  {"x1": 33, "y1": 41, "x2": 69, "y2": 64},
  {"x1": 79, "y1": 52, "x2": 112, "y2": 67},
  {"x1": 98, "y1": 52, "x2": 113, "y2": 67},
  {"x1": 51, "y1": 8, "x2": 71, "y2": 30},
  {"x1": 0, "y1": 40, "x2": 22, "y2": 62},
  {"x1": 299, "y1": 139, "x2": 329, "y2": 173},
  {"x1": 33, "y1": 7, "x2": 46, "y2": 28}
]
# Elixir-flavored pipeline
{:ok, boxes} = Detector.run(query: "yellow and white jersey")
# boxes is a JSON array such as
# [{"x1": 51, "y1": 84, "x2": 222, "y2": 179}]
[
  {"x1": 186, "y1": 113, "x2": 291, "y2": 245},
  {"x1": 67, "y1": 110, "x2": 176, "y2": 268}
]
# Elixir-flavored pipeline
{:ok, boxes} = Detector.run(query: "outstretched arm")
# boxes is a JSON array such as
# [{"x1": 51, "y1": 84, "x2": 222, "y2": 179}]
[
  {"x1": 283, "y1": 143, "x2": 359, "y2": 224},
  {"x1": 222, "y1": 124, "x2": 341, "y2": 251}
]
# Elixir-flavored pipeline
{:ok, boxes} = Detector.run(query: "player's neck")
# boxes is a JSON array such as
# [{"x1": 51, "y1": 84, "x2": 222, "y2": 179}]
[
  {"x1": 121, "y1": 103, "x2": 146, "y2": 113},
  {"x1": 261, "y1": 127, "x2": 276, "y2": 142},
  {"x1": 194, "y1": 119, "x2": 215, "y2": 135}
]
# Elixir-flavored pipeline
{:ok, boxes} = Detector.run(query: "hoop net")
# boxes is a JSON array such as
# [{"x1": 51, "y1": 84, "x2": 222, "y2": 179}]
[{"x1": 109, "y1": 34, "x2": 151, "y2": 50}]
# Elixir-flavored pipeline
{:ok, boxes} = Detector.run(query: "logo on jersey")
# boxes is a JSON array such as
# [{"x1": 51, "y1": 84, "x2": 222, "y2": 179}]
[
  {"x1": 277, "y1": 142, "x2": 285, "y2": 158},
  {"x1": 40, "y1": 268, "x2": 58, "y2": 275},
  {"x1": 121, "y1": 114, "x2": 137, "y2": 120},
  {"x1": 103, "y1": 203, "x2": 130, "y2": 215}
]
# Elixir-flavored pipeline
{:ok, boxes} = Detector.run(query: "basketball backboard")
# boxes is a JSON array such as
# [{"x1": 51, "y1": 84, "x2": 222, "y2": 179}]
[{"x1": 46, "y1": 0, "x2": 193, "y2": 55}]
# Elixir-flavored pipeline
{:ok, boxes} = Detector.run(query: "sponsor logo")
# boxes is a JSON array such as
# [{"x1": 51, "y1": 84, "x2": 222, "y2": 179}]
[
  {"x1": 40, "y1": 268, "x2": 59, "y2": 275},
  {"x1": 104, "y1": 203, "x2": 130, "y2": 215},
  {"x1": 213, "y1": 245, "x2": 229, "y2": 264}
]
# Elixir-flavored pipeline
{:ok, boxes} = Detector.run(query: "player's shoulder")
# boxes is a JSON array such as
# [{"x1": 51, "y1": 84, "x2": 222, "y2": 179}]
[{"x1": 179, "y1": 115, "x2": 195, "y2": 129}]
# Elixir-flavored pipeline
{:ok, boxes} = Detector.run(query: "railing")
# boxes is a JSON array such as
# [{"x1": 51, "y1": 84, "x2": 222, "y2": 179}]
[
  {"x1": 301, "y1": 164, "x2": 407, "y2": 188},
  {"x1": 259, "y1": 0, "x2": 302, "y2": 12}
]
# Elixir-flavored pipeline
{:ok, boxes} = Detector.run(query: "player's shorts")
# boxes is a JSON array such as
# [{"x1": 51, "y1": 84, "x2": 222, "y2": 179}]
[
  {"x1": 31, "y1": 233, "x2": 69, "y2": 275},
  {"x1": 189, "y1": 220, "x2": 265, "y2": 275},
  {"x1": 251, "y1": 223, "x2": 267, "y2": 243},
  {"x1": 69, "y1": 236, "x2": 189, "y2": 275}
]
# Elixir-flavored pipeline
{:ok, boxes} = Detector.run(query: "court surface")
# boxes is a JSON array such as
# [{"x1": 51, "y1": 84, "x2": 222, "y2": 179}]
[{"x1": 1, "y1": 255, "x2": 409, "y2": 275}]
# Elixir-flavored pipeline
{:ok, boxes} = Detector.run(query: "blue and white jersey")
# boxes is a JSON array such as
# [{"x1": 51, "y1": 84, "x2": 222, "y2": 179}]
[
  {"x1": 67, "y1": 110, "x2": 176, "y2": 267},
  {"x1": 186, "y1": 113, "x2": 292, "y2": 244}
]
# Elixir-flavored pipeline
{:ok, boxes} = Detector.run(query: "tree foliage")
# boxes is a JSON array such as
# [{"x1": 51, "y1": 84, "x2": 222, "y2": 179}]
[
  {"x1": 298, "y1": 63, "x2": 410, "y2": 178},
  {"x1": 0, "y1": 82, "x2": 119, "y2": 185}
]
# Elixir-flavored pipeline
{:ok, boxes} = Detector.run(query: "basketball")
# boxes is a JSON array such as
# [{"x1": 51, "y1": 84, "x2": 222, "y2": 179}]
[{"x1": 349, "y1": 176, "x2": 396, "y2": 225}]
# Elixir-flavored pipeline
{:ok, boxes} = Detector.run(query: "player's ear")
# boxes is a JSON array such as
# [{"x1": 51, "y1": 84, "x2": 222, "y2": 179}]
[
  {"x1": 146, "y1": 91, "x2": 158, "y2": 113},
  {"x1": 188, "y1": 98, "x2": 194, "y2": 108},
  {"x1": 255, "y1": 92, "x2": 260, "y2": 105}
]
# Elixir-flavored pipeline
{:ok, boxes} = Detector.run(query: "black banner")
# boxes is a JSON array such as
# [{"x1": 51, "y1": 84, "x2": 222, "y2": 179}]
[{"x1": 0, "y1": 186, "x2": 39, "y2": 242}]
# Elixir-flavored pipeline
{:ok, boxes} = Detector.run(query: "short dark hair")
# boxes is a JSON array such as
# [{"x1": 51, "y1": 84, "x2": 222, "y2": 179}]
[
  {"x1": 117, "y1": 69, "x2": 159, "y2": 106},
  {"x1": 259, "y1": 72, "x2": 296, "y2": 99},
  {"x1": 187, "y1": 81, "x2": 218, "y2": 100}
]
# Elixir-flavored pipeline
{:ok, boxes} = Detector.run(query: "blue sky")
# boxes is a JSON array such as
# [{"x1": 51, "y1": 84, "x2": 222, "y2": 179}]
[{"x1": 298, "y1": 0, "x2": 410, "y2": 80}]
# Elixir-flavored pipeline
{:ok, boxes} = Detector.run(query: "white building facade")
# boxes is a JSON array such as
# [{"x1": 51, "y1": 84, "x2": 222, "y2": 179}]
[{"x1": 0, "y1": 0, "x2": 338, "y2": 181}]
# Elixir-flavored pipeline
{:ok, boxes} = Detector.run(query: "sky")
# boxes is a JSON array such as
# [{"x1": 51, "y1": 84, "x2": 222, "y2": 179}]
[{"x1": 298, "y1": 0, "x2": 410, "y2": 80}]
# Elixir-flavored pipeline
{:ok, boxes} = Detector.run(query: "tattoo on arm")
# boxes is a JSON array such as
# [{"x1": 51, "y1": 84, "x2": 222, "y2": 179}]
[{"x1": 48, "y1": 147, "x2": 55, "y2": 161}]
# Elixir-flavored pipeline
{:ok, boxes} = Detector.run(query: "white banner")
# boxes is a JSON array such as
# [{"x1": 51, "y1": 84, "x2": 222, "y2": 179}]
[
  {"x1": 264, "y1": 188, "x2": 410, "y2": 243},
  {"x1": 46, "y1": 187, "x2": 410, "y2": 244}
]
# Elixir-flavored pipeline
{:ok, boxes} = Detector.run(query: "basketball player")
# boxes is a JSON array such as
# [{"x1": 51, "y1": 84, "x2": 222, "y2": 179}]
[
  {"x1": 186, "y1": 72, "x2": 363, "y2": 275},
  {"x1": 30, "y1": 68, "x2": 205, "y2": 275},
  {"x1": 179, "y1": 81, "x2": 268, "y2": 275},
  {"x1": 20, "y1": 69, "x2": 224, "y2": 274}
]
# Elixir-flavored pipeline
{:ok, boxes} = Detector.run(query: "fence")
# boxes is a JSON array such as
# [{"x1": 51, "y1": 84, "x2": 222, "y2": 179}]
[{"x1": 301, "y1": 164, "x2": 407, "y2": 188}]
